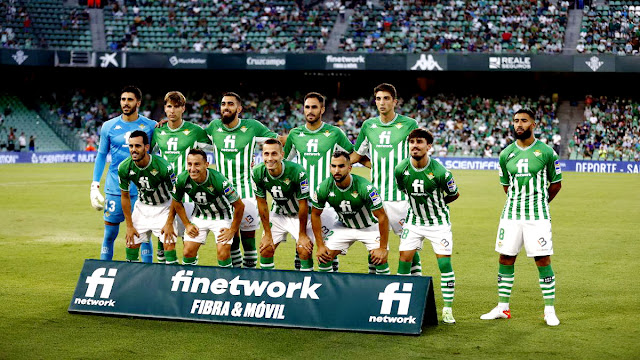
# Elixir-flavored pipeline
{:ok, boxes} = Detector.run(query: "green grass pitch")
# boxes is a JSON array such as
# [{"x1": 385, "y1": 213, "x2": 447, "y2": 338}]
[{"x1": 0, "y1": 163, "x2": 638, "y2": 359}]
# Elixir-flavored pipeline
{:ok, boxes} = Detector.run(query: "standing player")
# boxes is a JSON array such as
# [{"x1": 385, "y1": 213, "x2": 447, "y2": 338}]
[
  {"x1": 350, "y1": 83, "x2": 419, "y2": 274},
  {"x1": 205, "y1": 92, "x2": 277, "y2": 268},
  {"x1": 167, "y1": 149, "x2": 245, "y2": 267},
  {"x1": 311, "y1": 151, "x2": 390, "y2": 275},
  {"x1": 480, "y1": 108, "x2": 562, "y2": 326},
  {"x1": 394, "y1": 128, "x2": 460, "y2": 324},
  {"x1": 151, "y1": 91, "x2": 210, "y2": 262},
  {"x1": 117, "y1": 131, "x2": 176, "y2": 262},
  {"x1": 254, "y1": 139, "x2": 315, "y2": 270},
  {"x1": 90, "y1": 86, "x2": 157, "y2": 263},
  {"x1": 284, "y1": 92, "x2": 353, "y2": 271}
]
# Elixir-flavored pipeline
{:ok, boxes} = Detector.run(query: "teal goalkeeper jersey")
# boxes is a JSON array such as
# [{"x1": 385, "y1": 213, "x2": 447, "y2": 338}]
[
  {"x1": 118, "y1": 155, "x2": 175, "y2": 205},
  {"x1": 311, "y1": 174, "x2": 383, "y2": 229},
  {"x1": 395, "y1": 157, "x2": 458, "y2": 226},
  {"x1": 499, "y1": 139, "x2": 562, "y2": 220},
  {"x1": 354, "y1": 114, "x2": 418, "y2": 202},
  {"x1": 252, "y1": 160, "x2": 310, "y2": 216},
  {"x1": 172, "y1": 169, "x2": 240, "y2": 220}
]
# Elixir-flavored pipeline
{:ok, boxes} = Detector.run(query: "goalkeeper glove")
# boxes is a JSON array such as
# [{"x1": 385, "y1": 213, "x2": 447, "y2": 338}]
[{"x1": 90, "y1": 181, "x2": 105, "y2": 211}]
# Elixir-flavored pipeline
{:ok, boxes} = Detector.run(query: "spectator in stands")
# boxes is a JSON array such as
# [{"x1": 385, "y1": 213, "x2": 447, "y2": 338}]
[
  {"x1": 18, "y1": 132, "x2": 26, "y2": 151},
  {"x1": 7, "y1": 127, "x2": 15, "y2": 152},
  {"x1": 28, "y1": 135, "x2": 35, "y2": 152}
]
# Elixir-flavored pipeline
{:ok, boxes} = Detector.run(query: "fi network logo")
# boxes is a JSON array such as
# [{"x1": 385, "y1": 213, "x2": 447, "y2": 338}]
[
  {"x1": 73, "y1": 268, "x2": 118, "y2": 307},
  {"x1": 369, "y1": 282, "x2": 416, "y2": 324}
]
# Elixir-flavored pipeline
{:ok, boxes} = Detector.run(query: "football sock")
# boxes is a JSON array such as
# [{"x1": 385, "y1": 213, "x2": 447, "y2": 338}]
[
  {"x1": 231, "y1": 235, "x2": 242, "y2": 268},
  {"x1": 140, "y1": 241, "x2": 153, "y2": 263},
  {"x1": 100, "y1": 224, "x2": 119, "y2": 260},
  {"x1": 367, "y1": 254, "x2": 376, "y2": 274},
  {"x1": 164, "y1": 250, "x2": 178, "y2": 265},
  {"x1": 157, "y1": 239, "x2": 164, "y2": 252},
  {"x1": 318, "y1": 261, "x2": 333, "y2": 272},
  {"x1": 241, "y1": 236, "x2": 257, "y2": 268},
  {"x1": 125, "y1": 247, "x2": 139, "y2": 262},
  {"x1": 438, "y1": 257, "x2": 455, "y2": 307},
  {"x1": 397, "y1": 260, "x2": 412, "y2": 275},
  {"x1": 411, "y1": 252, "x2": 423, "y2": 276},
  {"x1": 537, "y1": 265, "x2": 556, "y2": 306},
  {"x1": 183, "y1": 256, "x2": 198, "y2": 265},
  {"x1": 498, "y1": 263, "x2": 515, "y2": 304},
  {"x1": 260, "y1": 256, "x2": 275, "y2": 270},
  {"x1": 300, "y1": 259, "x2": 313, "y2": 271},
  {"x1": 218, "y1": 258, "x2": 232, "y2": 268},
  {"x1": 375, "y1": 263, "x2": 390, "y2": 275},
  {"x1": 332, "y1": 257, "x2": 339, "y2": 272},
  {"x1": 294, "y1": 252, "x2": 301, "y2": 271}
]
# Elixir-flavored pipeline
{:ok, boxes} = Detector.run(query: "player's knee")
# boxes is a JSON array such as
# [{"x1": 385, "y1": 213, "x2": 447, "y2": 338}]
[
  {"x1": 217, "y1": 244, "x2": 231, "y2": 260},
  {"x1": 399, "y1": 251, "x2": 414, "y2": 262},
  {"x1": 260, "y1": 247, "x2": 275, "y2": 258},
  {"x1": 296, "y1": 246, "x2": 311, "y2": 259},
  {"x1": 183, "y1": 247, "x2": 198, "y2": 258},
  {"x1": 127, "y1": 243, "x2": 141, "y2": 249}
]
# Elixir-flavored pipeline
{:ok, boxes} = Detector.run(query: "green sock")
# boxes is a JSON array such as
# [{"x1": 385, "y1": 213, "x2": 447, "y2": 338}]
[
  {"x1": 438, "y1": 257, "x2": 455, "y2": 307},
  {"x1": 300, "y1": 258, "x2": 313, "y2": 272},
  {"x1": 537, "y1": 264, "x2": 556, "y2": 306},
  {"x1": 165, "y1": 250, "x2": 178, "y2": 265},
  {"x1": 398, "y1": 260, "x2": 412, "y2": 275},
  {"x1": 241, "y1": 236, "x2": 257, "y2": 268},
  {"x1": 498, "y1": 263, "x2": 515, "y2": 304},
  {"x1": 318, "y1": 260, "x2": 333, "y2": 272},
  {"x1": 260, "y1": 256, "x2": 275, "y2": 270},
  {"x1": 183, "y1": 256, "x2": 198, "y2": 266},
  {"x1": 411, "y1": 252, "x2": 422, "y2": 275},
  {"x1": 125, "y1": 248, "x2": 139, "y2": 262},
  {"x1": 367, "y1": 254, "x2": 376, "y2": 274},
  {"x1": 375, "y1": 263, "x2": 390, "y2": 275},
  {"x1": 218, "y1": 257, "x2": 232, "y2": 268},
  {"x1": 231, "y1": 235, "x2": 243, "y2": 268},
  {"x1": 157, "y1": 239, "x2": 164, "y2": 252}
]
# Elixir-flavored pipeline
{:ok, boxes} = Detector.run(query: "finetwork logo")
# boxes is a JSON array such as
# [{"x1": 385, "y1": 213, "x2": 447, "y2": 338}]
[
  {"x1": 99, "y1": 53, "x2": 119, "y2": 68},
  {"x1": 169, "y1": 56, "x2": 207, "y2": 67},
  {"x1": 489, "y1": 57, "x2": 531, "y2": 70},
  {"x1": 586, "y1": 56, "x2": 604, "y2": 72},
  {"x1": 410, "y1": 54, "x2": 443, "y2": 71},
  {"x1": 369, "y1": 282, "x2": 416, "y2": 324},
  {"x1": 12, "y1": 50, "x2": 28, "y2": 65},
  {"x1": 73, "y1": 268, "x2": 118, "y2": 307},
  {"x1": 326, "y1": 55, "x2": 365, "y2": 69}
]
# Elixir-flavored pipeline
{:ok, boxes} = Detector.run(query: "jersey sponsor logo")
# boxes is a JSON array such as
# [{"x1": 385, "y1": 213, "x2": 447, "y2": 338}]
[
  {"x1": 339, "y1": 200, "x2": 352, "y2": 213},
  {"x1": 167, "y1": 138, "x2": 178, "y2": 151},
  {"x1": 447, "y1": 179, "x2": 457, "y2": 192},
  {"x1": 369, "y1": 190, "x2": 382, "y2": 206},
  {"x1": 271, "y1": 185, "x2": 284, "y2": 199},
  {"x1": 306, "y1": 139, "x2": 319, "y2": 153},
  {"x1": 554, "y1": 160, "x2": 562, "y2": 174},
  {"x1": 300, "y1": 179, "x2": 309, "y2": 193},
  {"x1": 223, "y1": 135, "x2": 236, "y2": 149},
  {"x1": 516, "y1": 158, "x2": 529, "y2": 176},
  {"x1": 411, "y1": 179, "x2": 425, "y2": 194},
  {"x1": 369, "y1": 282, "x2": 416, "y2": 324},
  {"x1": 378, "y1": 131, "x2": 391, "y2": 145},
  {"x1": 195, "y1": 192, "x2": 207, "y2": 203}
]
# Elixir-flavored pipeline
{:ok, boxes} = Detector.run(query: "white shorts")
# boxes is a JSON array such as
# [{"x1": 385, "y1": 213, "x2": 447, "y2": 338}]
[
  {"x1": 324, "y1": 223, "x2": 385, "y2": 255},
  {"x1": 269, "y1": 210, "x2": 336, "y2": 245},
  {"x1": 240, "y1": 197, "x2": 260, "y2": 231},
  {"x1": 184, "y1": 216, "x2": 233, "y2": 245},
  {"x1": 496, "y1": 219, "x2": 553, "y2": 257},
  {"x1": 176, "y1": 202, "x2": 195, "y2": 237},
  {"x1": 399, "y1": 224, "x2": 453, "y2": 255},
  {"x1": 383, "y1": 200, "x2": 408, "y2": 235},
  {"x1": 132, "y1": 200, "x2": 174, "y2": 244}
]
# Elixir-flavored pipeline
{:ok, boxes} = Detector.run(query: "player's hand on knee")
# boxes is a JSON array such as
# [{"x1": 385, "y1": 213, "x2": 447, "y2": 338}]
[
  {"x1": 161, "y1": 223, "x2": 176, "y2": 244},
  {"x1": 316, "y1": 245, "x2": 332, "y2": 263},
  {"x1": 259, "y1": 233, "x2": 274, "y2": 253},
  {"x1": 297, "y1": 234, "x2": 313, "y2": 254},
  {"x1": 370, "y1": 248, "x2": 388, "y2": 265},
  {"x1": 185, "y1": 223, "x2": 199, "y2": 238},
  {"x1": 125, "y1": 227, "x2": 139, "y2": 247},
  {"x1": 217, "y1": 228, "x2": 234, "y2": 244},
  {"x1": 90, "y1": 181, "x2": 105, "y2": 210}
]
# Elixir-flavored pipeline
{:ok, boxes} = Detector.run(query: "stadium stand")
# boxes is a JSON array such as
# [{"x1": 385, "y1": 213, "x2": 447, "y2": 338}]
[
  {"x1": 340, "y1": 0, "x2": 570, "y2": 53},
  {"x1": 0, "y1": 0, "x2": 92, "y2": 50},
  {"x1": 103, "y1": 0, "x2": 336, "y2": 52},
  {"x1": 577, "y1": 1, "x2": 640, "y2": 54}
]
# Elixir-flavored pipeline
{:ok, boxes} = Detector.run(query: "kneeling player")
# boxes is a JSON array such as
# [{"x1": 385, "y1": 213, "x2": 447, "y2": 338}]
[
  {"x1": 311, "y1": 151, "x2": 390, "y2": 274},
  {"x1": 394, "y1": 128, "x2": 460, "y2": 324},
  {"x1": 167, "y1": 149, "x2": 244, "y2": 266},
  {"x1": 118, "y1": 131, "x2": 176, "y2": 262},
  {"x1": 254, "y1": 139, "x2": 320, "y2": 270}
]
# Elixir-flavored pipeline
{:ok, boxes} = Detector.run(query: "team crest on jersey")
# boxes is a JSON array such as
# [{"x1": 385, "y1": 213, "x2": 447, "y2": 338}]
[
  {"x1": 534, "y1": 150, "x2": 542, "y2": 157},
  {"x1": 183, "y1": 129, "x2": 191, "y2": 135},
  {"x1": 395, "y1": 123, "x2": 403, "y2": 129},
  {"x1": 554, "y1": 160, "x2": 562, "y2": 174},
  {"x1": 207, "y1": 185, "x2": 215, "y2": 192},
  {"x1": 300, "y1": 179, "x2": 309, "y2": 193},
  {"x1": 351, "y1": 191, "x2": 358, "y2": 198},
  {"x1": 369, "y1": 190, "x2": 381, "y2": 206},
  {"x1": 150, "y1": 169, "x2": 159, "y2": 176},
  {"x1": 284, "y1": 178, "x2": 291, "y2": 185},
  {"x1": 240, "y1": 126, "x2": 248, "y2": 133},
  {"x1": 139, "y1": 124, "x2": 146, "y2": 129},
  {"x1": 447, "y1": 179, "x2": 457, "y2": 192},
  {"x1": 115, "y1": 125, "x2": 122, "y2": 130},
  {"x1": 427, "y1": 172, "x2": 435, "y2": 180},
  {"x1": 324, "y1": 130, "x2": 331, "y2": 137}
]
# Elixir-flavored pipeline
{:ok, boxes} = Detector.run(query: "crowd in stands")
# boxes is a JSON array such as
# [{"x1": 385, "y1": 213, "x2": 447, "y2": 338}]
[
  {"x1": 340, "y1": 0, "x2": 570, "y2": 53},
  {"x1": 577, "y1": 2, "x2": 640, "y2": 55},
  {"x1": 569, "y1": 95, "x2": 640, "y2": 160}
]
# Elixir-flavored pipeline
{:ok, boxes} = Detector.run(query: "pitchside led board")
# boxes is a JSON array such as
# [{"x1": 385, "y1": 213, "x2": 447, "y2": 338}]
[{"x1": 69, "y1": 260, "x2": 438, "y2": 335}]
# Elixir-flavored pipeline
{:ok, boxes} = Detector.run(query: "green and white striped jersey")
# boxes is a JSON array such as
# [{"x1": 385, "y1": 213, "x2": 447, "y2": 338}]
[
  {"x1": 205, "y1": 119, "x2": 277, "y2": 199},
  {"x1": 172, "y1": 169, "x2": 240, "y2": 220},
  {"x1": 252, "y1": 160, "x2": 310, "y2": 216},
  {"x1": 284, "y1": 122, "x2": 354, "y2": 199},
  {"x1": 395, "y1": 157, "x2": 458, "y2": 226},
  {"x1": 151, "y1": 121, "x2": 210, "y2": 177},
  {"x1": 499, "y1": 140, "x2": 562, "y2": 220},
  {"x1": 354, "y1": 114, "x2": 418, "y2": 202},
  {"x1": 311, "y1": 174, "x2": 383, "y2": 229},
  {"x1": 118, "y1": 155, "x2": 175, "y2": 205}
]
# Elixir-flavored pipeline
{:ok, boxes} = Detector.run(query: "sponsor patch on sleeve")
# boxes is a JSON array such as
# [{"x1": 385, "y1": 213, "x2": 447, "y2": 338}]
[
  {"x1": 224, "y1": 186, "x2": 234, "y2": 196},
  {"x1": 300, "y1": 178, "x2": 309, "y2": 194},
  {"x1": 498, "y1": 167, "x2": 503, "y2": 177},
  {"x1": 169, "y1": 172, "x2": 177, "y2": 184},
  {"x1": 554, "y1": 160, "x2": 562, "y2": 174},
  {"x1": 447, "y1": 179, "x2": 457, "y2": 193},
  {"x1": 311, "y1": 190, "x2": 319, "y2": 203},
  {"x1": 369, "y1": 190, "x2": 382, "y2": 206}
]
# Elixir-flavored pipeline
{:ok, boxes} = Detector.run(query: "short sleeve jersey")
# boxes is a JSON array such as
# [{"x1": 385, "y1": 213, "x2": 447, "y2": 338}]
[
  {"x1": 395, "y1": 158, "x2": 458, "y2": 226},
  {"x1": 311, "y1": 174, "x2": 383, "y2": 229},
  {"x1": 498, "y1": 139, "x2": 562, "y2": 220},
  {"x1": 151, "y1": 121, "x2": 210, "y2": 176},
  {"x1": 252, "y1": 160, "x2": 310, "y2": 216},
  {"x1": 172, "y1": 168, "x2": 240, "y2": 220},
  {"x1": 354, "y1": 114, "x2": 418, "y2": 202},
  {"x1": 205, "y1": 119, "x2": 277, "y2": 199},
  {"x1": 284, "y1": 123, "x2": 354, "y2": 199},
  {"x1": 118, "y1": 155, "x2": 175, "y2": 205}
]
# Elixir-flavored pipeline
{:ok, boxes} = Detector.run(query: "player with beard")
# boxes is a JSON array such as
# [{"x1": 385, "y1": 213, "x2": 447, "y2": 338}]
[
  {"x1": 205, "y1": 92, "x2": 277, "y2": 268},
  {"x1": 283, "y1": 92, "x2": 353, "y2": 271},
  {"x1": 394, "y1": 128, "x2": 460, "y2": 324},
  {"x1": 90, "y1": 86, "x2": 157, "y2": 263},
  {"x1": 480, "y1": 108, "x2": 563, "y2": 326}
]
